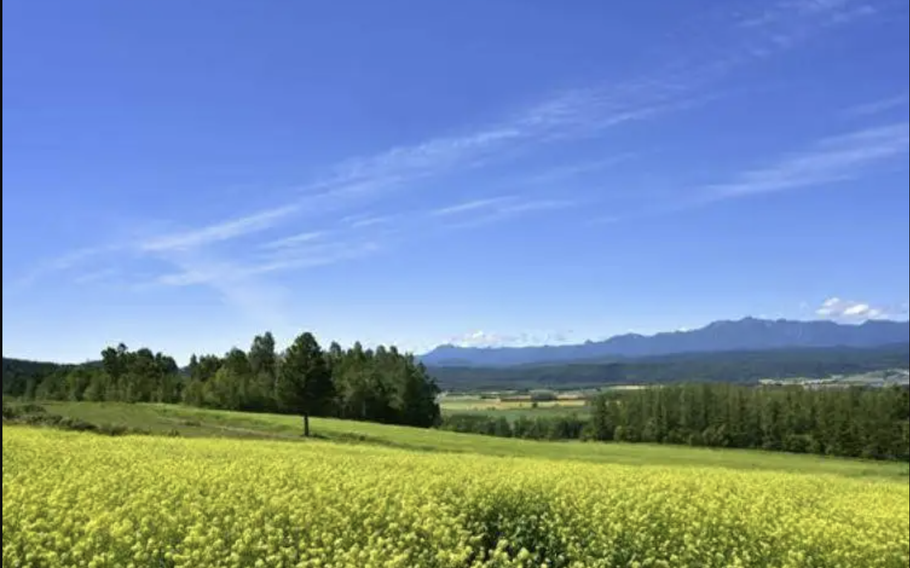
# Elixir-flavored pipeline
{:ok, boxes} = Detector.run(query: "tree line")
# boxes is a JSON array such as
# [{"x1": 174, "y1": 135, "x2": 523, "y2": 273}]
[
  {"x1": 590, "y1": 383, "x2": 909, "y2": 460},
  {"x1": 2, "y1": 332, "x2": 441, "y2": 435},
  {"x1": 440, "y1": 384, "x2": 910, "y2": 462},
  {"x1": 440, "y1": 413, "x2": 588, "y2": 441}
]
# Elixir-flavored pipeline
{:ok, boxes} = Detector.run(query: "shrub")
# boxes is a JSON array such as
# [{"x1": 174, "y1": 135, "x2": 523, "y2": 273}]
[
  {"x1": 2, "y1": 403, "x2": 20, "y2": 421},
  {"x1": 97, "y1": 423, "x2": 129, "y2": 437},
  {"x1": 783, "y1": 434, "x2": 815, "y2": 455},
  {"x1": 58, "y1": 417, "x2": 98, "y2": 433},
  {"x1": 18, "y1": 403, "x2": 47, "y2": 414}
]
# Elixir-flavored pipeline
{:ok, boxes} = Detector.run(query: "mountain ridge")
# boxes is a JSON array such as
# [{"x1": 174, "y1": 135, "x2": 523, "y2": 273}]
[{"x1": 420, "y1": 318, "x2": 910, "y2": 367}]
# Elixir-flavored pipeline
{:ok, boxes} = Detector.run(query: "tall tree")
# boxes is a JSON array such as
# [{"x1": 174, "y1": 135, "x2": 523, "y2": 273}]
[
  {"x1": 276, "y1": 332, "x2": 334, "y2": 437},
  {"x1": 65, "y1": 367, "x2": 94, "y2": 401},
  {"x1": 248, "y1": 332, "x2": 278, "y2": 411}
]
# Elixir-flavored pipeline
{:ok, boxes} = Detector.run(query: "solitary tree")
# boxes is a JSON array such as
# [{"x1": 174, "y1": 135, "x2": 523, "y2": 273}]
[{"x1": 276, "y1": 332, "x2": 333, "y2": 437}]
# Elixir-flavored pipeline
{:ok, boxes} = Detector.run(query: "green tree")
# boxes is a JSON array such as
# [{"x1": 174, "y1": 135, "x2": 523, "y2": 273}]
[
  {"x1": 65, "y1": 367, "x2": 94, "y2": 401},
  {"x1": 248, "y1": 332, "x2": 278, "y2": 410},
  {"x1": 83, "y1": 371, "x2": 110, "y2": 402},
  {"x1": 276, "y1": 332, "x2": 334, "y2": 437},
  {"x1": 182, "y1": 354, "x2": 223, "y2": 407}
]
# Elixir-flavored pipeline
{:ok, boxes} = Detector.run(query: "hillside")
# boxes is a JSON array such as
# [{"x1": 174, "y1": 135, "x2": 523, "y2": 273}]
[
  {"x1": 427, "y1": 343, "x2": 910, "y2": 391},
  {"x1": 4, "y1": 401, "x2": 906, "y2": 478},
  {"x1": 421, "y1": 318, "x2": 910, "y2": 367}
]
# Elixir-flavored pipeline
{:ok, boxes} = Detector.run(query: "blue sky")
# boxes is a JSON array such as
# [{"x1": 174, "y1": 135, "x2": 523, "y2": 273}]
[{"x1": 3, "y1": 0, "x2": 909, "y2": 364}]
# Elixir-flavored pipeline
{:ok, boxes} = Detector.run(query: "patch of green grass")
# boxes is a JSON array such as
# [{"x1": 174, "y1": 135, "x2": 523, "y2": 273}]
[
  {"x1": 440, "y1": 393, "x2": 591, "y2": 422},
  {"x1": 17, "y1": 401, "x2": 907, "y2": 481},
  {"x1": 34, "y1": 402, "x2": 287, "y2": 440}
]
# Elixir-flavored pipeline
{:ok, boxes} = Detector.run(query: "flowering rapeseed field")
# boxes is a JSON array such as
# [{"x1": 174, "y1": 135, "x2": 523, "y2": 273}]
[{"x1": 3, "y1": 426, "x2": 908, "y2": 567}]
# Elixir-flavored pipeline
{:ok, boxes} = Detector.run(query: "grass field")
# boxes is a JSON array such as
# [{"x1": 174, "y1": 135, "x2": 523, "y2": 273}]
[
  {"x1": 8, "y1": 400, "x2": 908, "y2": 480},
  {"x1": 440, "y1": 394, "x2": 591, "y2": 421}
]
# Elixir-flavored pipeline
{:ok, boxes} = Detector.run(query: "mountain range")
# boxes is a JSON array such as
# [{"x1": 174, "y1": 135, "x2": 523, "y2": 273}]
[{"x1": 420, "y1": 318, "x2": 910, "y2": 367}]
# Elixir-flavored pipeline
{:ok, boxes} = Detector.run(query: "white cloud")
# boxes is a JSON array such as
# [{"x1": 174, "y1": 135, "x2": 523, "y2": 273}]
[
  {"x1": 706, "y1": 122, "x2": 909, "y2": 199},
  {"x1": 815, "y1": 297, "x2": 896, "y2": 321},
  {"x1": 449, "y1": 330, "x2": 573, "y2": 348}
]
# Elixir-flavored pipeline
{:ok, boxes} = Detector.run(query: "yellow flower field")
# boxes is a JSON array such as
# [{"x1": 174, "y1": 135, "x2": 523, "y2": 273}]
[{"x1": 3, "y1": 427, "x2": 908, "y2": 567}]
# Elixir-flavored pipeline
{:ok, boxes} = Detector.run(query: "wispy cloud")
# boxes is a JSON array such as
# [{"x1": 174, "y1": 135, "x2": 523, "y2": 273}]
[
  {"x1": 20, "y1": 0, "x2": 896, "y2": 326},
  {"x1": 349, "y1": 215, "x2": 393, "y2": 229},
  {"x1": 253, "y1": 241, "x2": 384, "y2": 276},
  {"x1": 428, "y1": 195, "x2": 579, "y2": 227},
  {"x1": 88, "y1": 76, "x2": 687, "y2": 298},
  {"x1": 39, "y1": 0, "x2": 883, "y2": 272},
  {"x1": 73, "y1": 268, "x2": 119, "y2": 286},
  {"x1": 140, "y1": 205, "x2": 300, "y2": 253},
  {"x1": 260, "y1": 231, "x2": 328, "y2": 250},
  {"x1": 706, "y1": 122, "x2": 909, "y2": 199},
  {"x1": 583, "y1": 121, "x2": 908, "y2": 226},
  {"x1": 843, "y1": 93, "x2": 909, "y2": 117},
  {"x1": 328, "y1": 128, "x2": 520, "y2": 186},
  {"x1": 656, "y1": 0, "x2": 886, "y2": 88},
  {"x1": 10, "y1": 244, "x2": 125, "y2": 290},
  {"x1": 500, "y1": 199, "x2": 577, "y2": 214},
  {"x1": 156, "y1": 239, "x2": 383, "y2": 287},
  {"x1": 519, "y1": 155, "x2": 637, "y2": 186},
  {"x1": 145, "y1": 252, "x2": 294, "y2": 328},
  {"x1": 49, "y1": 245, "x2": 122, "y2": 270},
  {"x1": 737, "y1": 0, "x2": 877, "y2": 28},
  {"x1": 430, "y1": 197, "x2": 515, "y2": 217}
]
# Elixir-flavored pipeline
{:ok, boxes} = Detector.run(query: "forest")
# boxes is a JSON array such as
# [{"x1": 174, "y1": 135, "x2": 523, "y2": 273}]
[
  {"x1": 441, "y1": 383, "x2": 910, "y2": 461},
  {"x1": 2, "y1": 332, "x2": 441, "y2": 434}
]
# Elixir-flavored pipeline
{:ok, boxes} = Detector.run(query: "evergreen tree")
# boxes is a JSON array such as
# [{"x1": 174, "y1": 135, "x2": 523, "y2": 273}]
[{"x1": 276, "y1": 332, "x2": 333, "y2": 437}]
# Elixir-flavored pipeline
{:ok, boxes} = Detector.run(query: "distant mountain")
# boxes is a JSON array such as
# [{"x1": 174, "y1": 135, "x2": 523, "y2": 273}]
[
  {"x1": 420, "y1": 318, "x2": 910, "y2": 367},
  {"x1": 427, "y1": 344, "x2": 910, "y2": 391}
]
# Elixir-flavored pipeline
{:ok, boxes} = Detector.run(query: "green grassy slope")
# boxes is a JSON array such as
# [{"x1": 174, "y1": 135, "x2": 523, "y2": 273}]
[{"x1": 9, "y1": 401, "x2": 906, "y2": 480}]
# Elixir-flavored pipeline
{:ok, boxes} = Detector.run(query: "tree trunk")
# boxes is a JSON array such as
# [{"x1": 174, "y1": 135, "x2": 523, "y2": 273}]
[{"x1": 303, "y1": 414, "x2": 310, "y2": 437}]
